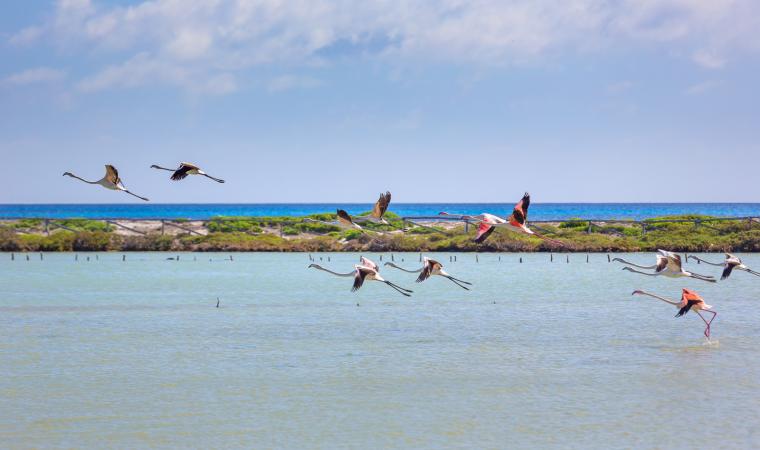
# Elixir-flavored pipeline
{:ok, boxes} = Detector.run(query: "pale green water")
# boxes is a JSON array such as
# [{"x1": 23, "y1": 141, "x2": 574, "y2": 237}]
[{"x1": 1, "y1": 252, "x2": 760, "y2": 449}]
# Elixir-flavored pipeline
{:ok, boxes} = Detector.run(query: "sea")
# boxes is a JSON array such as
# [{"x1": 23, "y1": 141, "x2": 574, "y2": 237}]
[
  {"x1": 1, "y1": 252, "x2": 759, "y2": 448},
  {"x1": 1, "y1": 203, "x2": 760, "y2": 220}
]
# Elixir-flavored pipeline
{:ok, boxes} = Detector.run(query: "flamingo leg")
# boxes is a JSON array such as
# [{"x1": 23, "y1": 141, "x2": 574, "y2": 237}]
[{"x1": 696, "y1": 311, "x2": 714, "y2": 338}]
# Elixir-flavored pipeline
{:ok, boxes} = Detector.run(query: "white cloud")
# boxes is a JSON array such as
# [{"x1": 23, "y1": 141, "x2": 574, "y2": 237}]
[
  {"x1": 11, "y1": 0, "x2": 760, "y2": 93},
  {"x1": 267, "y1": 74, "x2": 322, "y2": 92},
  {"x1": 3, "y1": 67, "x2": 66, "y2": 85},
  {"x1": 685, "y1": 80, "x2": 720, "y2": 95},
  {"x1": 692, "y1": 50, "x2": 726, "y2": 69}
]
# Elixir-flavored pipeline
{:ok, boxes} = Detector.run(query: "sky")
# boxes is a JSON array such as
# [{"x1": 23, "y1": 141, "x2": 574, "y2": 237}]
[{"x1": 1, "y1": 0, "x2": 759, "y2": 204}]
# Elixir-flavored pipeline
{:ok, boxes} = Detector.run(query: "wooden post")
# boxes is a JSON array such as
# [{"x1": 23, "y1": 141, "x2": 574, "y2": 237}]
[
  {"x1": 519, "y1": 257, "x2": 522, "y2": 263},
  {"x1": 40, "y1": 252, "x2": 43, "y2": 260},
  {"x1": 161, "y1": 220, "x2": 165, "y2": 235},
  {"x1": 551, "y1": 253, "x2": 553, "y2": 262},
  {"x1": 44, "y1": 219, "x2": 50, "y2": 236},
  {"x1": 476, "y1": 254, "x2": 479, "y2": 263},
  {"x1": 391, "y1": 254, "x2": 395, "y2": 262},
  {"x1": 607, "y1": 254, "x2": 610, "y2": 262},
  {"x1": 379, "y1": 255, "x2": 383, "y2": 261},
  {"x1": 26, "y1": 254, "x2": 29, "y2": 261},
  {"x1": 464, "y1": 220, "x2": 469, "y2": 233},
  {"x1": 75, "y1": 254, "x2": 78, "y2": 261},
  {"x1": 123, "y1": 254, "x2": 126, "y2": 261},
  {"x1": 11, "y1": 253, "x2": 14, "y2": 261},
  {"x1": 566, "y1": 255, "x2": 569, "y2": 263},
  {"x1": 586, "y1": 254, "x2": 589, "y2": 263}
]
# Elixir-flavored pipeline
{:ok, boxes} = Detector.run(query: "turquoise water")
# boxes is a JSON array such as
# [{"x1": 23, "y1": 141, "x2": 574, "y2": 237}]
[
  {"x1": 3, "y1": 203, "x2": 760, "y2": 220},
  {"x1": 1, "y1": 252, "x2": 760, "y2": 448}
]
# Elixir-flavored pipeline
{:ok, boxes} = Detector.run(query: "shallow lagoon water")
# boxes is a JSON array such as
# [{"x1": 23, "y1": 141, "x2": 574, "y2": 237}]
[{"x1": 1, "y1": 252, "x2": 760, "y2": 448}]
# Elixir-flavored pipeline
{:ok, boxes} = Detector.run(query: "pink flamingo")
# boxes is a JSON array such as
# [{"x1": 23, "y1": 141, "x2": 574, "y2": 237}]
[{"x1": 631, "y1": 288, "x2": 717, "y2": 338}]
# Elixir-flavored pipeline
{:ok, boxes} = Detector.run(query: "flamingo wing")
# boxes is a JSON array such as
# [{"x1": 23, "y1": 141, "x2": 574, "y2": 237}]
[
  {"x1": 721, "y1": 263, "x2": 736, "y2": 280},
  {"x1": 416, "y1": 259, "x2": 435, "y2": 283},
  {"x1": 360, "y1": 256, "x2": 379, "y2": 272},
  {"x1": 337, "y1": 209, "x2": 355, "y2": 227},
  {"x1": 371, "y1": 191, "x2": 391, "y2": 219},
  {"x1": 351, "y1": 267, "x2": 370, "y2": 292},
  {"x1": 105, "y1": 165, "x2": 121, "y2": 185},
  {"x1": 171, "y1": 163, "x2": 197, "y2": 181},
  {"x1": 655, "y1": 255, "x2": 668, "y2": 273},
  {"x1": 473, "y1": 222, "x2": 495, "y2": 243}
]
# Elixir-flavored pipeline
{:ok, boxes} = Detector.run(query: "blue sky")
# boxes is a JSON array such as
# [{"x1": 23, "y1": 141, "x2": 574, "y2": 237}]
[{"x1": 1, "y1": 0, "x2": 759, "y2": 203}]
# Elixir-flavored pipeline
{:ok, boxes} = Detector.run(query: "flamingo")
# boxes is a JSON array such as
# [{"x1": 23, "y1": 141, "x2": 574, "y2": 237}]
[
  {"x1": 384, "y1": 257, "x2": 472, "y2": 290},
  {"x1": 63, "y1": 165, "x2": 149, "y2": 201},
  {"x1": 618, "y1": 250, "x2": 716, "y2": 283},
  {"x1": 150, "y1": 162, "x2": 225, "y2": 183},
  {"x1": 440, "y1": 193, "x2": 563, "y2": 245},
  {"x1": 631, "y1": 288, "x2": 717, "y2": 338},
  {"x1": 687, "y1": 253, "x2": 760, "y2": 280},
  {"x1": 308, "y1": 257, "x2": 412, "y2": 296},
  {"x1": 363, "y1": 191, "x2": 392, "y2": 224},
  {"x1": 305, "y1": 209, "x2": 364, "y2": 231}
]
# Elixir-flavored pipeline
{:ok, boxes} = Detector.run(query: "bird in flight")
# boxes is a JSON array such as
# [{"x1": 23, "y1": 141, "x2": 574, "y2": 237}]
[
  {"x1": 440, "y1": 193, "x2": 564, "y2": 246},
  {"x1": 309, "y1": 256, "x2": 413, "y2": 296},
  {"x1": 618, "y1": 250, "x2": 716, "y2": 283},
  {"x1": 384, "y1": 257, "x2": 472, "y2": 290},
  {"x1": 632, "y1": 288, "x2": 717, "y2": 339},
  {"x1": 687, "y1": 253, "x2": 760, "y2": 280},
  {"x1": 63, "y1": 165, "x2": 149, "y2": 201},
  {"x1": 362, "y1": 191, "x2": 392, "y2": 224},
  {"x1": 151, "y1": 162, "x2": 225, "y2": 183}
]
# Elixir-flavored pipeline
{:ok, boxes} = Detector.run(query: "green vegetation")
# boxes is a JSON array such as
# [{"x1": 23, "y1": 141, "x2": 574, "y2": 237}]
[{"x1": 1, "y1": 215, "x2": 758, "y2": 252}]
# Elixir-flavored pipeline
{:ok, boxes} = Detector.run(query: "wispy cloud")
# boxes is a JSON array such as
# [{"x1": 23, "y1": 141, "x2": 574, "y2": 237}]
[
  {"x1": 10, "y1": 0, "x2": 760, "y2": 93},
  {"x1": 3, "y1": 67, "x2": 66, "y2": 85},
  {"x1": 692, "y1": 50, "x2": 726, "y2": 69},
  {"x1": 267, "y1": 75, "x2": 322, "y2": 93},
  {"x1": 685, "y1": 80, "x2": 720, "y2": 95}
]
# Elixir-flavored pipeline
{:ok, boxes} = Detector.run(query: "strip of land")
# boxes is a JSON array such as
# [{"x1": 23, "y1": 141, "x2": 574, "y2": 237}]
[{"x1": 1, "y1": 214, "x2": 759, "y2": 252}]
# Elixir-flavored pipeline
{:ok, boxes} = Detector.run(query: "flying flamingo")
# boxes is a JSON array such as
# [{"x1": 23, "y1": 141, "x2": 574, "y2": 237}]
[
  {"x1": 631, "y1": 288, "x2": 717, "y2": 338},
  {"x1": 303, "y1": 209, "x2": 364, "y2": 231},
  {"x1": 440, "y1": 193, "x2": 564, "y2": 245},
  {"x1": 150, "y1": 162, "x2": 225, "y2": 183},
  {"x1": 384, "y1": 257, "x2": 472, "y2": 290},
  {"x1": 369, "y1": 191, "x2": 392, "y2": 224},
  {"x1": 63, "y1": 165, "x2": 149, "y2": 201},
  {"x1": 686, "y1": 253, "x2": 760, "y2": 280},
  {"x1": 617, "y1": 250, "x2": 716, "y2": 283},
  {"x1": 308, "y1": 257, "x2": 412, "y2": 296}
]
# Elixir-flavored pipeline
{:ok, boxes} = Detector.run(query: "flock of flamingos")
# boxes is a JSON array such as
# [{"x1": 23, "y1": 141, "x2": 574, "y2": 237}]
[{"x1": 63, "y1": 163, "x2": 760, "y2": 340}]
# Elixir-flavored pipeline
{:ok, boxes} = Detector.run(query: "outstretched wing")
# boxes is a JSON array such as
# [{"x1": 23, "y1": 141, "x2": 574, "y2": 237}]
[
  {"x1": 676, "y1": 300, "x2": 700, "y2": 317},
  {"x1": 416, "y1": 259, "x2": 434, "y2": 283},
  {"x1": 655, "y1": 255, "x2": 668, "y2": 273},
  {"x1": 351, "y1": 267, "x2": 370, "y2": 292},
  {"x1": 337, "y1": 209, "x2": 355, "y2": 227},
  {"x1": 359, "y1": 256, "x2": 379, "y2": 272},
  {"x1": 508, "y1": 193, "x2": 529, "y2": 224},
  {"x1": 721, "y1": 264, "x2": 735, "y2": 280},
  {"x1": 105, "y1": 165, "x2": 120, "y2": 185},
  {"x1": 171, "y1": 163, "x2": 198, "y2": 181},
  {"x1": 371, "y1": 191, "x2": 392, "y2": 219},
  {"x1": 474, "y1": 222, "x2": 495, "y2": 243}
]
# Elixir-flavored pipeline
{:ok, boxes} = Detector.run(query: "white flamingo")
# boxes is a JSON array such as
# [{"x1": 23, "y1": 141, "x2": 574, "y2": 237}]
[
  {"x1": 631, "y1": 288, "x2": 717, "y2": 338},
  {"x1": 384, "y1": 257, "x2": 472, "y2": 290},
  {"x1": 687, "y1": 253, "x2": 760, "y2": 280},
  {"x1": 308, "y1": 257, "x2": 412, "y2": 296},
  {"x1": 63, "y1": 165, "x2": 149, "y2": 201},
  {"x1": 150, "y1": 162, "x2": 225, "y2": 183},
  {"x1": 617, "y1": 250, "x2": 716, "y2": 283}
]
